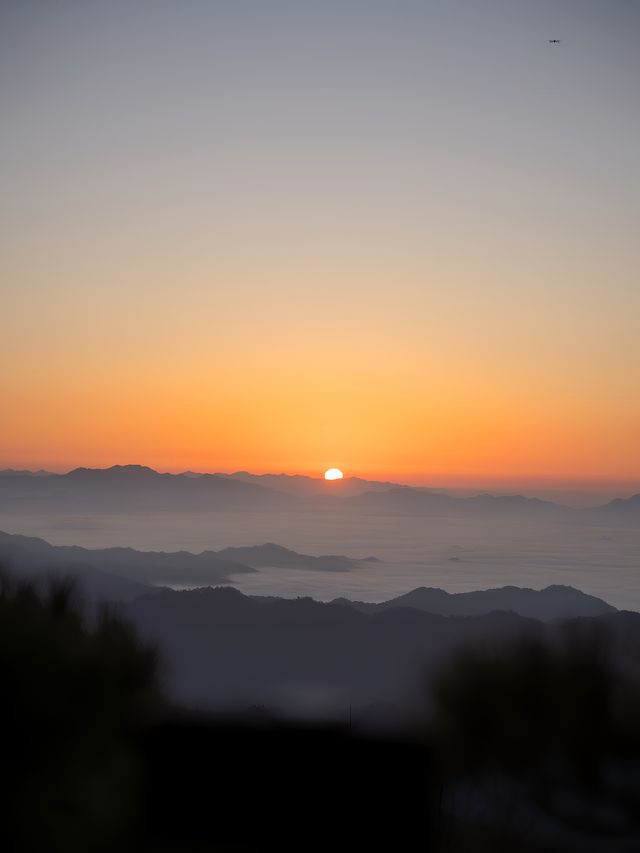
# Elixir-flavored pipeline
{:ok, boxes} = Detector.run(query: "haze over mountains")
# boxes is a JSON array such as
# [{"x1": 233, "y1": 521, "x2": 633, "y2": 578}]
[
  {"x1": 333, "y1": 584, "x2": 616, "y2": 621},
  {"x1": 347, "y1": 486, "x2": 564, "y2": 517},
  {"x1": 0, "y1": 531, "x2": 374, "y2": 596},
  {"x1": 2, "y1": 465, "x2": 639, "y2": 615},
  {"x1": 1, "y1": 465, "x2": 638, "y2": 521},
  {"x1": 0, "y1": 465, "x2": 290, "y2": 511},
  {"x1": 0, "y1": 524, "x2": 629, "y2": 721},
  {"x1": 0, "y1": 527, "x2": 616, "y2": 615},
  {"x1": 217, "y1": 471, "x2": 409, "y2": 497},
  {"x1": 121, "y1": 588, "x2": 638, "y2": 717}
]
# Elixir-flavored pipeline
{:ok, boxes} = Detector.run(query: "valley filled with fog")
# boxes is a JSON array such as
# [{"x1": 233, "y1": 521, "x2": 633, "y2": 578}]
[{"x1": 3, "y1": 503, "x2": 639, "y2": 610}]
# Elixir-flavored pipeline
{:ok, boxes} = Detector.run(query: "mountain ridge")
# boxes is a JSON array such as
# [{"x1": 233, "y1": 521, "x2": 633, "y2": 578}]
[
  {"x1": 0, "y1": 465, "x2": 567, "y2": 513},
  {"x1": 0, "y1": 530, "x2": 373, "y2": 587},
  {"x1": 2, "y1": 466, "x2": 639, "y2": 521},
  {"x1": 123, "y1": 584, "x2": 635, "y2": 715},
  {"x1": 331, "y1": 583, "x2": 616, "y2": 620},
  {"x1": 0, "y1": 529, "x2": 619, "y2": 619}
]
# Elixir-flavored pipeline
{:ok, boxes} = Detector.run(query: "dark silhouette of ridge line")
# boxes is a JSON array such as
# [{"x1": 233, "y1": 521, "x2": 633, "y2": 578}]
[
  {"x1": 4, "y1": 465, "x2": 640, "y2": 522},
  {"x1": 0, "y1": 464, "x2": 293, "y2": 511},
  {"x1": 600, "y1": 493, "x2": 640, "y2": 511},
  {"x1": 124, "y1": 584, "x2": 636, "y2": 717},
  {"x1": 332, "y1": 583, "x2": 616, "y2": 621},
  {"x1": 0, "y1": 531, "x2": 373, "y2": 595},
  {"x1": 214, "y1": 542, "x2": 375, "y2": 571},
  {"x1": 348, "y1": 486, "x2": 568, "y2": 516},
  {"x1": 219, "y1": 470, "x2": 423, "y2": 497}
]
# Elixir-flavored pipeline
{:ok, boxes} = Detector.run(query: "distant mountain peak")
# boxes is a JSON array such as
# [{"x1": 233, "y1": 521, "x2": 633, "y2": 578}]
[
  {"x1": 68, "y1": 464, "x2": 158, "y2": 477},
  {"x1": 601, "y1": 493, "x2": 640, "y2": 509},
  {"x1": 333, "y1": 584, "x2": 616, "y2": 621}
]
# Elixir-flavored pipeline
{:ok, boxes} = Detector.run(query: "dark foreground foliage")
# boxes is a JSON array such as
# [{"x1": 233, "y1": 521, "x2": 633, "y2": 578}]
[
  {"x1": 2, "y1": 568, "x2": 640, "y2": 852},
  {"x1": 429, "y1": 624, "x2": 640, "y2": 851},
  {"x1": 0, "y1": 573, "x2": 159, "y2": 852},
  {"x1": 137, "y1": 716, "x2": 430, "y2": 852},
  {"x1": 0, "y1": 572, "x2": 430, "y2": 852}
]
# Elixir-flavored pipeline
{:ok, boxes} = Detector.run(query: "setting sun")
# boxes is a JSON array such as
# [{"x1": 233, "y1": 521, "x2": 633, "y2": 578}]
[{"x1": 324, "y1": 468, "x2": 344, "y2": 481}]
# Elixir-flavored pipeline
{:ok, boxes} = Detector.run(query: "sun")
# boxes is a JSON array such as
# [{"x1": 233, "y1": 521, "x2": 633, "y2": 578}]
[{"x1": 324, "y1": 468, "x2": 344, "y2": 481}]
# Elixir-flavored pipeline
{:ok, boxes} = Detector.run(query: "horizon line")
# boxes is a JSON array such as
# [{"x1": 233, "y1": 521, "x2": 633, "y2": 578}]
[{"x1": 2, "y1": 462, "x2": 639, "y2": 493}]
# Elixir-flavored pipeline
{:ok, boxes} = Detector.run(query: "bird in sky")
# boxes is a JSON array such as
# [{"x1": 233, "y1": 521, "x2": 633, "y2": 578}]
[{"x1": 549, "y1": 39, "x2": 561, "y2": 44}]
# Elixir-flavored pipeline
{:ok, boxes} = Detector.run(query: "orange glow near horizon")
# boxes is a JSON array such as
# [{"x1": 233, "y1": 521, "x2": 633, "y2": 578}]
[
  {"x1": 3, "y1": 215, "x2": 638, "y2": 487},
  {"x1": 2, "y1": 299, "x2": 640, "y2": 487},
  {"x1": 2, "y1": 351, "x2": 639, "y2": 490},
  {"x1": 2, "y1": 3, "x2": 639, "y2": 491}
]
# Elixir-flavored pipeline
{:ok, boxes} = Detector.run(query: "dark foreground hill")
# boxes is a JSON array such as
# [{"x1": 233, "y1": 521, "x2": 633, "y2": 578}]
[
  {"x1": 0, "y1": 528, "x2": 624, "y2": 718},
  {"x1": 124, "y1": 586, "x2": 634, "y2": 721},
  {"x1": 3, "y1": 572, "x2": 639, "y2": 852},
  {"x1": 0, "y1": 575, "x2": 432, "y2": 853}
]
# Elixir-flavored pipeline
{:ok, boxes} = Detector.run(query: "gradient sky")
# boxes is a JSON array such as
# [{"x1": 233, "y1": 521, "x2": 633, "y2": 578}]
[{"x1": 2, "y1": 0, "x2": 639, "y2": 485}]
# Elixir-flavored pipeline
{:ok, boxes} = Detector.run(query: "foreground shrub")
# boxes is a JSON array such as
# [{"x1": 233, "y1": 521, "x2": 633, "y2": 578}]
[
  {"x1": 0, "y1": 573, "x2": 159, "y2": 853},
  {"x1": 429, "y1": 624, "x2": 640, "y2": 850}
]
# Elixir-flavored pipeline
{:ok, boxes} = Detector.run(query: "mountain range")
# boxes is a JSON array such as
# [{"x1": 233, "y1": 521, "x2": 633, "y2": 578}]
[
  {"x1": 0, "y1": 465, "x2": 290, "y2": 511},
  {"x1": 2, "y1": 464, "x2": 638, "y2": 520},
  {"x1": 0, "y1": 530, "x2": 375, "y2": 596},
  {"x1": 0, "y1": 525, "x2": 632, "y2": 718},
  {"x1": 332, "y1": 584, "x2": 616, "y2": 620},
  {"x1": 123, "y1": 585, "x2": 634, "y2": 718},
  {"x1": 0, "y1": 529, "x2": 617, "y2": 619},
  {"x1": 215, "y1": 471, "x2": 413, "y2": 497}
]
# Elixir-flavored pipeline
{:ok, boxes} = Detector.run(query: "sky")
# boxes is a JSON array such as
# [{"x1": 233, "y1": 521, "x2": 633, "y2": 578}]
[{"x1": 2, "y1": 0, "x2": 639, "y2": 487}]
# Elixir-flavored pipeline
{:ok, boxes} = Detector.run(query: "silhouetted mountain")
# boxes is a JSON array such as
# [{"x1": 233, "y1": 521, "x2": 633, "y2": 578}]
[
  {"x1": 596, "y1": 493, "x2": 640, "y2": 524},
  {"x1": 0, "y1": 531, "x2": 370, "y2": 594},
  {"x1": 221, "y1": 471, "x2": 419, "y2": 497},
  {"x1": 124, "y1": 586, "x2": 530, "y2": 713},
  {"x1": 0, "y1": 532, "x2": 157, "y2": 602},
  {"x1": 462, "y1": 492, "x2": 562, "y2": 513},
  {"x1": 124, "y1": 585, "x2": 636, "y2": 717},
  {"x1": 0, "y1": 523, "x2": 634, "y2": 725},
  {"x1": 214, "y1": 542, "x2": 373, "y2": 571},
  {"x1": 6, "y1": 465, "x2": 570, "y2": 517},
  {"x1": 4, "y1": 568, "x2": 637, "y2": 852},
  {"x1": 0, "y1": 570, "x2": 433, "y2": 851},
  {"x1": 7, "y1": 466, "x2": 640, "y2": 533},
  {"x1": 8, "y1": 466, "x2": 640, "y2": 527},
  {"x1": 332, "y1": 584, "x2": 616, "y2": 620},
  {"x1": 0, "y1": 530, "x2": 251, "y2": 590},
  {"x1": 0, "y1": 464, "x2": 292, "y2": 511},
  {"x1": 350, "y1": 486, "x2": 566, "y2": 516}
]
